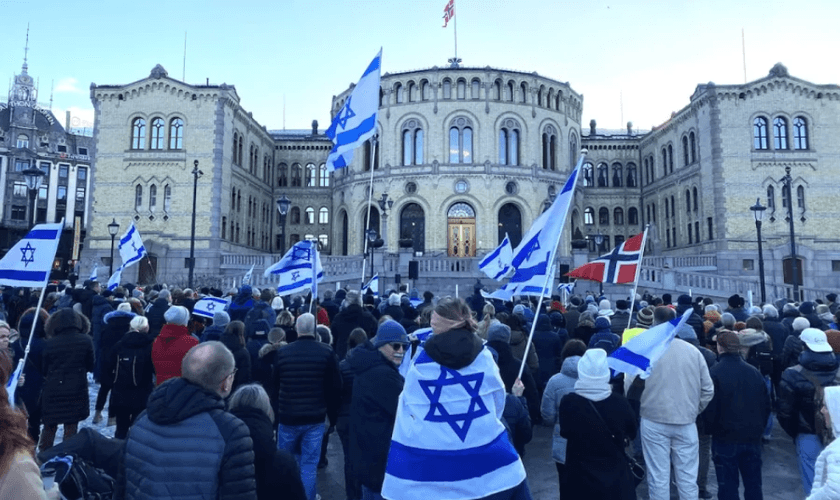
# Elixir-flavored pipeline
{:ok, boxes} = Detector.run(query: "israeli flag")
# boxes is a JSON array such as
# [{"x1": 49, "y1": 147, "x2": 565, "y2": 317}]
[
  {"x1": 0, "y1": 222, "x2": 63, "y2": 288},
  {"x1": 242, "y1": 264, "x2": 255, "y2": 286},
  {"x1": 609, "y1": 308, "x2": 692, "y2": 379},
  {"x1": 107, "y1": 266, "x2": 122, "y2": 291},
  {"x1": 382, "y1": 347, "x2": 526, "y2": 499},
  {"x1": 505, "y1": 152, "x2": 584, "y2": 297},
  {"x1": 399, "y1": 326, "x2": 433, "y2": 379},
  {"x1": 193, "y1": 297, "x2": 229, "y2": 319},
  {"x1": 89, "y1": 264, "x2": 98, "y2": 282},
  {"x1": 478, "y1": 234, "x2": 512, "y2": 281},
  {"x1": 558, "y1": 281, "x2": 575, "y2": 295},
  {"x1": 325, "y1": 50, "x2": 382, "y2": 172},
  {"x1": 361, "y1": 274, "x2": 379, "y2": 299},
  {"x1": 118, "y1": 223, "x2": 147, "y2": 269},
  {"x1": 488, "y1": 284, "x2": 514, "y2": 301},
  {"x1": 264, "y1": 240, "x2": 323, "y2": 297}
]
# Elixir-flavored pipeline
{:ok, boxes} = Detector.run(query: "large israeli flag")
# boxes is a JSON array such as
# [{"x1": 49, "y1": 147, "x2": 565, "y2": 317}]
[
  {"x1": 609, "y1": 308, "x2": 691, "y2": 379},
  {"x1": 0, "y1": 222, "x2": 63, "y2": 288},
  {"x1": 193, "y1": 296, "x2": 229, "y2": 319},
  {"x1": 478, "y1": 234, "x2": 512, "y2": 281},
  {"x1": 505, "y1": 153, "x2": 584, "y2": 296},
  {"x1": 242, "y1": 264, "x2": 255, "y2": 286},
  {"x1": 264, "y1": 240, "x2": 324, "y2": 297},
  {"x1": 89, "y1": 264, "x2": 98, "y2": 282},
  {"x1": 325, "y1": 50, "x2": 382, "y2": 172},
  {"x1": 382, "y1": 346, "x2": 526, "y2": 499},
  {"x1": 118, "y1": 222, "x2": 147, "y2": 269}
]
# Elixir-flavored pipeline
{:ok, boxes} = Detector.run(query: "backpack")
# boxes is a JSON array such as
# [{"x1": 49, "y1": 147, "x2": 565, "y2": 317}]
[
  {"x1": 113, "y1": 345, "x2": 147, "y2": 389},
  {"x1": 40, "y1": 453, "x2": 115, "y2": 500},
  {"x1": 747, "y1": 341, "x2": 774, "y2": 377},
  {"x1": 793, "y1": 366, "x2": 836, "y2": 446}
]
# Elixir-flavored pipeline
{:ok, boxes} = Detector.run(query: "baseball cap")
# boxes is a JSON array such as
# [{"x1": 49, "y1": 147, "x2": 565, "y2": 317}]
[{"x1": 801, "y1": 328, "x2": 833, "y2": 353}]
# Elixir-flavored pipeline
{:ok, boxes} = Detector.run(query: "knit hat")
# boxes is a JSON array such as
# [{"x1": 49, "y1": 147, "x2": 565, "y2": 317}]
[
  {"x1": 594, "y1": 316, "x2": 612, "y2": 331},
  {"x1": 636, "y1": 306, "x2": 654, "y2": 327},
  {"x1": 745, "y1": 316, "x2": 763, "y2": 331},
  {"x1": 574, "y1": 349, "x2": 611, "y2": 401},
  {"x1": 828, "y1": 293, "x2": 838, "y2": 303},
  {"x1": 615, "y1": 299, "x2": 629, "y2": 311},
  {"x1": 598, "y1": 299, "x2": 614, "y2": 317},
  {"x1": 728, "y1": 294, "x2": 742, "y2": 309},
  {"x1": 213, "y1": 311, "x2": 230, "y2": 328},
  {"x1": 716, "y1": 330, "x2": 741, "y2": 353},
  {"x1": 704, "y1": 310, "x2": 722, "y2": 324},
  {"x1": 792, "y1": 317, "x2": 811, "y2": 332},
  {"x1": 825, "y1": 330, "x2": 840, "y2": 354},
  {"x1": 677, "y1": 294, "x2": 692, "y2": 306},
  {"x1": 676, "y1": 323, "x2": 697, "y2": 341},
  {"x1": 271, "y1": 297, "x2": 285, "y2": 311},
  {"x1": 800, "y1": 301, "x2": 815, "y2": 315},
  {"x1": 512, "y1": 304, "x2": 527, "y2": 316},
  {"x1": 487, "y1": 322, "x2": 512, "y2": 344},
  {"x1": 372, "y1": 320, "x2": 408, "y2": 348},
  {"x1": 164, "y1": 306, "x2": 189, "y2": 326},
  {"x1": 801, "y1": 328, "x2": 833, "y2": 353}
]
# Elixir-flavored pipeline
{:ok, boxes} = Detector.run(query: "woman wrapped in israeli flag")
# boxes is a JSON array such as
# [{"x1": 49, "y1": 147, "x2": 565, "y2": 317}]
[{"x1": 381, "y1": 297, "x2": 531, "y2": 500}]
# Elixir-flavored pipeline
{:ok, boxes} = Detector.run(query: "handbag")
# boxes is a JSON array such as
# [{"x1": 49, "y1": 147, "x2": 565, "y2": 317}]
[{"x1": 587, "y1": 400, "x2": 646, "y2": 487}]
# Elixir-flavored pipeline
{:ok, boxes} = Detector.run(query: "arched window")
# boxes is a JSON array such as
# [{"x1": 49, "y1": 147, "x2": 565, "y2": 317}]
[
  {"x1": 164, "y1": 184, "x2": 172, "y2": 212},
  {"x1": 471, "y1": 79, "x2": 481, "y2": 99},
  {"x1": 400, "y1": 203, "x2": 426, "y2": 252},
  {"x1": 643, "y1": 158, "x2": 649, "y2": 185},
  {"x1": 584, "y1": 207, "x2": 595, "y2": 225},
  {"x1": 401, "y1": 119, "x2": 423, "y2": 165},
  {"x1": 582, "y1": 162, "x2": 594, "y2": 187},
  {"x1": 493, "y1": 80, "x2": 502, "y2": 100},
  {"x1": 394, "y1": 82, "x2": 403, "y2": 103},
  {"x1": 290, "y1": 206, "x2": 301, "y2": 225},
  {"x1": 797, "y1": 185, "x2": 805, "y2": 209},
  {"x1": 693, "y1": 187, "x2": 698, "y2": 211},
  {"x1": 506, "y1": 81, "x2": 514, "y2": 101},
  {"x1": 626, "y1": 163, "x2": 637, "y2": 187},
  {"x1": 442, "y1": 79, "x2": 452, "y2": 99},
  {"x1": 232, "y1": 133, "x2": 238, "y2": 163},
  {"x1": 291, "y1": 164, "x2": 302, "y2": 187},
  {"x1": 682, "y1": 135, "x2": 689, "y2": 165},
  {"x1": 16, "y1": 134, "x2": 29, "y2": 149},
  {"x1": 319, "y1": 207, "x2": 329, "y2": 224},
  {"x1": 237, "y1": 135, "x2": 244, "y2": 165},
  {"x1": 754, "y1": 117, "x2": 769, "y2": 150},
  {"x1": 363, "y1": 139, "x2": 380, "y2": 171},
  {"x1": 628, "y1": 207, "x2": 639, "y2": 225},
  {"x1": 131, "y1": 118, "x2": 146, "y2": 149},
  {"x1": 773, "y1": 117, "x2": 788, "y2": 150},
  {"x1": 306, "y1": 163, "x2": 317, "y2": 187},
  {"x1": 449, "y1": 117, "x2": 473, "y2": 164},
  {"x1": 781, "y1": 183, "x2": 790, "y2": 208},
  {"x1": 612, "y1": 163, "x2": 623, "y2": 187},
  {"x1": 667, "y1": 144, "x2": 674, "y2": 173},
  {"x1": 614, "y1": 207, "x2": 624, "y2": 225},
  {"x1": 689, "y1": 132, "x2": 697, "y2": 162},
  {"x1": 541, "y1": 125, "x2": 557, "y2": 170},
  {"x1": 519, "y1": 82, "x2": 528, "y2": 104},
  {"x1": 148, "y1": 184, "x2": 157, "y2": 212},
  {"x1": 406, "y1": 82, "x2": 415, "y2": 102},
  {"x1": 319, "y1": 164, "x2": 329, "y2": 187},
  {"x1": 169, "y1": 118, "x2": 183, "y2": 149},
  {"x1": 793, "y1": 117, "x2": 808, "y2": 150},
  {"x1": 661, "y1": 148, "x2": 668, "y2": 176},
  {"x1": 457, "y1": 79, "x2": 466, "y2": 99},
  {"x1": 686, "y1": 189, "x2": 691, "y2": 213},
  {"x1": 231, "y1": 187, "x2": 236, "y2": 210},
  {"x1": 767, "y1": 185, "x2": 775, "y2": 210},
  {"x1": 278, "y1": 163, "x2": 288, "y2": 187},
  {"x1": 569, "y1": 134, "x2": 578, "y2": 169},
  {"x1": 597, "y1": 163, "x2": 608, "y2": 187},
  {"x1": 134, "y1": 184, "x2": 143, "y2": 211},
  {"x1": 498, "y1": 119, "x2": 520, "y2": 165},
  {"x1": 421, "y1": 80, "x2": 430, "y2": 100},
  {"x1": 497, "y1": 203, "x2": 522, "y2": 248}
]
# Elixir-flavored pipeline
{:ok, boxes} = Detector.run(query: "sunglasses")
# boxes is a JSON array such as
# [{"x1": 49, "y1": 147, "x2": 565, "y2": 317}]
[{"x1": 389, "y1": 343, "x2": 408, "y2": 351}]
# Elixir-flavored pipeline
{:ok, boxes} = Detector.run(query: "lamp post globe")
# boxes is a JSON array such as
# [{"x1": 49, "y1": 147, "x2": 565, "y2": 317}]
[{"x1": 107, "y1": 218, "x2": 120, "y2": 276}]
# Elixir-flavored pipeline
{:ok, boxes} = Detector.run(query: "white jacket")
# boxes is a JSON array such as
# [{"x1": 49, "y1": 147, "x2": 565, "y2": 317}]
[{"x1": 808, "y1": 439, "x2": 840, "y2": 500}]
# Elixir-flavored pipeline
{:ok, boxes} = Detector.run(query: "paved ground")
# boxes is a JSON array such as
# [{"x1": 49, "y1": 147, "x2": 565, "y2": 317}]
[{"x1": 63, "y1": 380, "x2": 805, "y2": 499}]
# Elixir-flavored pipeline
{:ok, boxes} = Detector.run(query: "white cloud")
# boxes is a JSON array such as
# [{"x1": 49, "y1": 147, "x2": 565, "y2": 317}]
[
  {"x1": 54, "y1": 77, "x2": 82, "y2": 94},
  {"x1": 50, "y1": 106, "x2": 95, "y2": 132}
]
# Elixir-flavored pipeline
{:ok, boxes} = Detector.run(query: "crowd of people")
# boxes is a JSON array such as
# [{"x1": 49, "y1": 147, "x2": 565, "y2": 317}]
[{"x1": 1, "y1": 279, "x2": 840, "y2": 499}]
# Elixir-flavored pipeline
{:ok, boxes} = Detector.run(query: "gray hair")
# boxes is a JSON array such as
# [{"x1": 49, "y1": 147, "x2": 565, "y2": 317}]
[
  {"x1": 720, "y1": 312, "x2": 736, "y2": 329},
  {"x1": 344, "y1": 290, "x2": 361, "y2": 306},
  {"x1": 158, "y1": 289, "x2": 171, "y2": 301},
  {"x1": 295, "y1": 313, "x2": 316, "y2": 337},
  {"x1": 229, "y1": 383, "x2": 274, "y2": 422},
  {"x1": 130, "y1": 315, "x2": 149, "y2": 332},
  {"x1": 762, "y1": 304, "x2": 779, "y2": 319},
  {"x1": 181, "y1": 341, "x2": 235, "y2": 393}
]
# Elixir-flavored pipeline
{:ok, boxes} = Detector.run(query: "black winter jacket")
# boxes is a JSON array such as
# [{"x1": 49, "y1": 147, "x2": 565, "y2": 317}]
[
  {"x1": 338, "y1": 347, "x2": 359, "y2": 420},
  {"x1": 117, "y1": 378, "x2": 257, "y2": 500},
  {"x1": 486, "y1": 339, "x2": 541, "y2": 425},
  {"x1": 230, "y1": 406, "x2": 306, "y2": 500},
  {"x1": 778, "y1": 349, "x2": 839, "y2": 438},
  {"x1": 331, "y1": 304, "x2": 378, "y2": 359},
  {"x1": 220, "y1": 333, "x2": 252, "y2": 393},
  {"x1": 348, "y1": 342, "x2": 404, "y2": 492},
  {"x1": 703, "y1": 353, "x2": 770, "y2": 443},
  {"x1": 531, "y1": 315, "x2": 563, "y2": 389},
  {"x1": 676, "y1": 304, "x2": 705, "y2": 344},
  {"x1": 763, "y1": 316, "x2": 789, "y2": 357},
  {"x1": 99, "y1": 310, "x2": 135, "y2": 383},
  {"x1": 271, "y1": 336, "x2": 342, "y2": 426},
  {"x1": 145, "y1": 298, "x2": 170, "y2": 337},
  {"x1": 41, "y1": 327, "x2": 95, "y2": 425},
  {"x1": 107, "y1": 329, "x2": 155, "y2": 409},
  {"x1": 90, "y1": 294, "x2": 114, "y2": 342}
]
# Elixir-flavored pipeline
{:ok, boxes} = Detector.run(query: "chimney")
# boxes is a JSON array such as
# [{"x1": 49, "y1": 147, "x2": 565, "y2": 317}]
[
  {"x1": 66, "y1": 110, "x2": 71, "y2": 131},
  {"x1": 589, "y1": 119, "x2": 596, "y2": 136},
  {"x1": 627, "y1": 121, "x2": 633, "y2": 135},
  {"x1": 312, "y1": 120, "x2": 318, "y2": 135}
]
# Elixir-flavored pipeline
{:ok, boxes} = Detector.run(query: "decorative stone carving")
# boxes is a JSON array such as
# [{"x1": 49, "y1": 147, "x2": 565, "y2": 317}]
[
  {"x1": 769, "y1": 63, "x2": 789, "y2": 78},
  {"x1": 150, "y1": 64, "x2": 168, "y2": 79}
]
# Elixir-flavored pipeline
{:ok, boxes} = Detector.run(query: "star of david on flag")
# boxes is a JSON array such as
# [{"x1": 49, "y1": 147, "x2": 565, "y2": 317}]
[
  {"x1": 193, "y1": 297, "x2": 229, "y2": 319},
  {"x1": 264, "y1": 240, "x2": 323, "y2": 297},
  {"x1": 478, "y1": 234, "x2": 512, "y2": 281},
  {"x1": 325, "y1": 50, "x2": 382, "y2": 172},
  {"x1": 566, "y1": 231, "x2": 645, "y2": 284},
  {"x1": 419, "y1": 366, "x2": 489, "y2": 442},
  {"x1": 118, "y1": 222, "x2": 147, "y2": 269},
  {"x1": 0, "y1": 222, "x2": 63, "y2": 288}
]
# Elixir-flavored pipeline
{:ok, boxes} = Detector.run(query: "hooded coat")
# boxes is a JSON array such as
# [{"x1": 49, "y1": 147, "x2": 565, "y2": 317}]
[
  {"x1": 41, "y1": 309, "x2": 95, "y2": 425},
  {"x1": 228, "y1": 286, "x2": 255, "y2": 323},
  {"x1": 151, "y1": 324, "x2": 199, "y2": 385},
  {"x1": 487, "y1": 339, "x2": 541, "y2": 426},
  {"x1": 99, "y1": 310, "x2": 135, "y2": 384},
  {"x1": 106, "y1": 329, "x2": 155, "y2": 410},
  {"x1": 116, "y1": 378, "x2": 257, "y2": 500},
  {"x1": 509, "y1": 325, "x2": 539, "y2": 374},
  {"x1": 531, "y1": 315, "x2": 564, "y2": 390},
  {"x1": 541, "y1": 355, "x2": 581, "y2": 463}
]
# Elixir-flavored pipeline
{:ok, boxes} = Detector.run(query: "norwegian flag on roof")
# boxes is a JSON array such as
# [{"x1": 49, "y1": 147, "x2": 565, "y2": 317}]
[{"x1": 566, "y1": 231, "x2": 645, "y2": 284}]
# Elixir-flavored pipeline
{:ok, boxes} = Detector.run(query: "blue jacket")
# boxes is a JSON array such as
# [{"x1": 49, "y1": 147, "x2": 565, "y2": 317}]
[{"x1": 119, "y1": 377, "x2": 257, "y2": 500}]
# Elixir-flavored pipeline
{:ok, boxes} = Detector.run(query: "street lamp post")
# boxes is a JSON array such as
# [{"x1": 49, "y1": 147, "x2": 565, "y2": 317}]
[
  {"x1": 750, "y1": 198, "x2": 767, "y2": 305},
  {"x1": 781, "y1": 166, "x2": 799, "y2": 300},
  {"x1": 276, "y1": 194, "x2": 290, "y2": 255},
  {"x1": 107, "y1": 218, "x2": 120, "y2": 276},
  {"x1": 366, "y1": 229, "x2": 378, "y2": 282},
  {"x1": 22, "y1": 167, "x2": 45, "y2": 229},
  {"x1": 188, "y1": 160, "x2": 203, "y2": 289},
  {"x1": 377, "y1": 193, "x2": 393, "y2": 245},
  {"x1": 594, "y1": 231, "x2": 605, "y2": 296}
]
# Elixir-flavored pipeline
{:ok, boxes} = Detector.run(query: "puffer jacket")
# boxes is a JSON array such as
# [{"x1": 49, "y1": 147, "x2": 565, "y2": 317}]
[
  {"x1": 41, "y1": 314, "x2": 95, "y2": 426},
  {"x1": 271, "y1": 336, "x2": 342, "y2": 426},
  {"x1": 151, "y1": 324, "x2": 199, "y2": 385},
  {"x1": 117, "y1": 377, "x2": 257, "y2": 500},
  {"x1": 541, "y1": 355, "x2": 580, "y2": 463},
  {"x1": 809, "y1": 439, "x2": 840, "y2": 500},
  {"x1": 778, "y1": 350, "x2": 839, "y2": 438}
]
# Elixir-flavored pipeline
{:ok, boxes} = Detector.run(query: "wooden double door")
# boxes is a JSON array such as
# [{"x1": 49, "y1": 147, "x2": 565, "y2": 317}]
[{"x1": 448, "y1": 217, "x2": 476, "y2": 257}]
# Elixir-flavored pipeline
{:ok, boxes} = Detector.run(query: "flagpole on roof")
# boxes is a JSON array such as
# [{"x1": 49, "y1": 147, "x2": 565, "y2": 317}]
[
  {"x1": 360, "y1": 136, "x2": 378, "y2": 288},
  {"x1": 625, "y1": 225, "x2": 650, "y2": 331}
]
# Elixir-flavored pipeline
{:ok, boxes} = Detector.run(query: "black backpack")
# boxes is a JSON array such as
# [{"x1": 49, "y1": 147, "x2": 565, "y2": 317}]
[
  {"x1": 41, "y1": 453, "x2": 115, "y2": 500},
  {"x1": 747, "y1": 341, "x2": 774, "y2": 377}
]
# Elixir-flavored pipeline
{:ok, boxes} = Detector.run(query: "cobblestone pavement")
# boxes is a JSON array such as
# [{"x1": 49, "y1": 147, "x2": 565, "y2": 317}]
[{"x1": 65, "y1": 380, "x2": 804, "y2": 500}]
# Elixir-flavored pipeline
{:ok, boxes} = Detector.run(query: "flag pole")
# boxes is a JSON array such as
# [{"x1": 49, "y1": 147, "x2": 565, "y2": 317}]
[
  {"x1": 310, "y1": 239, "x2": 318, "y2": 315},
  {"x1": 625, "y1": 225, "x2": 650, "y2": 331},
  {"x1": 453, "y1": 0, "x2": 458, "y2": 62},
  {"x1": 360, "y1": 135, "x2": 378, "y2": 288}
]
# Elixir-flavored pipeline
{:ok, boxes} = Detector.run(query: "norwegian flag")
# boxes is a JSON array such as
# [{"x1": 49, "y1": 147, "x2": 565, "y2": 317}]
[
  {"x1": 443, "y1": 0, "x2": 455, "y2": 27},
  {"x1": 566, "y1": 231, "x2": 646, "y2": 284}
]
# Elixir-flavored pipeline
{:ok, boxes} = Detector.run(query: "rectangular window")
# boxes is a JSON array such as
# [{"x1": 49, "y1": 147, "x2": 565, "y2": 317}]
[
  {"x1": 13, "y1": 181, "x2": 27, "y2": 197},
  {"x1": 11, "y1": 205, "x2": 26, "y2": 220},
  {"x1": 14, "y1": 159, "x2": 29, "y2": 172},
  {"x1": 36, "y1": 207, "x2": 47, "y2": 223},
  {"x1": 743, "y1": 259, "x2": 755, "y2": 271},
  {"x1": 78, "y1": 147, "x2": 88, "y2": 155},
  {"x1": 222, "y1": 217, "x2": 227, "y2": 239},
  {"x1": 57, "y1": 145, "x2": 67, "y2": 153},
  {"x1": 38, "y1": 186, "x2": 48, "y2": 200},
  {"x1": 687, "y1": 224, "x2": 692, "y2": 244},
  {"x1": 39, "y1": 161, "x2": 50, "y2": 176},
  {"x1": 76, "y1": 187, "x2": 85, "y2": 200},
  {"x1": 59, "y1": 164, "x2": 69, "y2": 178},
  {"x1": 77, "y1": 167, "x2": 87, "y2": 181},
  {"x1": 832, "y1": 260, "x2": 840, "y2": 272},
  {"x1": 57, "y1": 186, "x2": 67, "y2": 201},
  {"x1": 695, "y1": 222, "x2": 700, "y2": 244}
]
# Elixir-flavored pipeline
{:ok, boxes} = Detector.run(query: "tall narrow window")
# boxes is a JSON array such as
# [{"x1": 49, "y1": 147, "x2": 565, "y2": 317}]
[
  {"x1": 614, "y1": 208, "x2": 624, "y2": 225},
  {"x1": 278, "y1": 164, "x2": 288, "y2": 187},
  {"x1": 319, "y1": 207, "x2": 329, "y2": 224},
  {"x1": 541, "y1": 126, "x2": 557, "y2": 170},
  {"x1": 628, "y1": 207, "x2": 638, "y2": 225},
  {"x1": 442, "y1": 79, "x2": 452, "y2": 99},
  {"x1": 395, "y1": 83, "x2": 403, "y2": 103},
  {"x1": 597, "y1": 163, "x2": 608, "y2": 187},
  {"x1": 134, "y1": 185, "x2": 143, "y2": 210},
  {"x1": 626, "y1": 163, "x2": 637, "y2": 187},
  {"x1": 499, "y1": 119, "x2": 520, "y2": 165},
  {"x1": 421, "y1": 80, "x2": 430, "y2": 100},
  {"x1": 471, "y1": 79, "x2": 480, "y2": 99},
  {"x1": 612, "y1": 163, "x2": 622, "y2": 187},
  {"x1": 499, "y1": 129, "x2": 508, "y2": 165},
  {"x1": 793, "y1": 117, "x2": 808, "y2": 150},
  {"x1": 797, "y1": 185, "x2": 805, "y2": 209},
  {"x1": 781, "y1": 184, "x2": 790, "y2": 209},
  {"x1": 598, "y1": 207, "x2": 609, "y2": 225},
  {"x1": 306, "y1": 163, "x2": 317, "y2": 187},
  {"x1": 686, "y1": 189, "x2": 691, "y2": 213},
  {"x1": 493, "y1": 80, "x2": 501, "y2": 100},
  {"x1": 520, "y1": 82, "x2": 528, "y2": 104},
  {"x1": 582, "y1": 163, "x2": 594, "y2": 187},
  {"x1": 169, "y1": 118, "x2": 183, "y2": 149},
  {"x1": 292, "y1": 164, "x2": 302, "y2": 187},
  {"x1": 401, "y1": 120, "x2": 423, "y2": 165},
  {"x1": 682, "y1": 136, "x2": 689, "y2": 165},
  {"x1": 150, "y1": 118, "x2": 164, "y2": 150},
  {"x1": 319, "y1": 164, "x2": 329, "y2": 187},
  {"x1": 164, "y1": 185, "x2": 172, "y2": 212},
  {"x1": 689, "y1": 132, "x2": 696, "y2": 163},
  {"x1": 773, "y1": 117, "x2": 788, "y2": 150},
  {"x1": 131, "y1": 118, "x2": 146, "y2": 149},
  {"x1": 693, "y1": 187, "x2": 698, "y2": 211},
  {"x1": 449, "y1": 118, "x2": 473, "y2": 164},
  {"x1": 305, "y1": 207, "x2": 315, "y2": 225},
  {"x1": 569, "y1": 134, "x2": 578, "y2": 169},
  {"x1": 584, "y1": 207, "x2": 594, "y2": 225},
  {"x1": 457, "y1": 79, "x2": 466, "y2": 99},
  {"x1": 754, "y1": 117, "x2": 769, "y2": 150},
  {"x1": 767, "y1": 185, "x2": 775, "y2": 210},
  {"x1": 662, "y1": 148, "x2": 668, "y2": 176},
  {"x1": 507, "y1": 81, "x2": 514, "y2": 101},
  {"x1": 149, "y1": 185, "x2": 157, "y2": 212},
  {"x1": 414, "y1": 130, "x2": 424, "y2": 164},
  {"x1": 668, "y1": 144, "x2": 674, "y2": 173}
]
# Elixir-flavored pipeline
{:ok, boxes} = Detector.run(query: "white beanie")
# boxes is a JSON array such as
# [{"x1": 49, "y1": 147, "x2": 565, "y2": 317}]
[
  {"x1": 271, "y1": 296, "x2": 285, "y2": 311},
  {"x1": 164, "y1": 305, "x2": 189, "y2": 326},
  {"x1": 574, "y1": 349, "x2": 612, "y2": 401}
]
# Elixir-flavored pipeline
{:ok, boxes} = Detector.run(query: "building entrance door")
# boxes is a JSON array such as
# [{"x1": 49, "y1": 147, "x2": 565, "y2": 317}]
[
  {"x1": 139, "y1": 254, "x2": 157, "y2": 285},
  {"x1": 447, "y1": 203, "x2": 477, "y2": 257}
]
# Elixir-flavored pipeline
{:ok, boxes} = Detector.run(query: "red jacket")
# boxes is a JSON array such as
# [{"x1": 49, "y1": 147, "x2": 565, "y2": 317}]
[{"x1": 152, "y1": 324, "x2": 199, "y2": 385}]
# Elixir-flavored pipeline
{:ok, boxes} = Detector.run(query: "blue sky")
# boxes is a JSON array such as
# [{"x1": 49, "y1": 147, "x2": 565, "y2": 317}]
[{"x1": 3, "y1": 0, "x2": 839, "y2": 133}]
